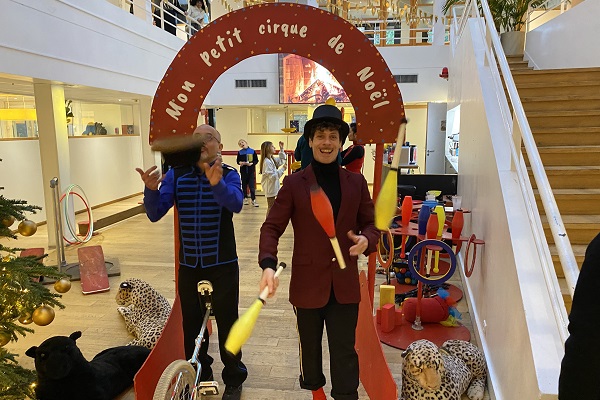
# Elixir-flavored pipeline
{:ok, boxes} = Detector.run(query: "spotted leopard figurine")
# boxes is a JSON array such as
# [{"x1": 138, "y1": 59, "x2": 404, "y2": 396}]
[
  {"x1": 115, "y1": 278, "x2": 171, "y2": 349},
  {"x1": 401, "y1": 339, "x2": 487, "y2": 400}
]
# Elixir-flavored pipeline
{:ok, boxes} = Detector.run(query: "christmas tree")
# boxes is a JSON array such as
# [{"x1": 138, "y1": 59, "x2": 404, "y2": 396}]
[{"x1": 1, "y1": 161, "x2": 69, "y2": 399}]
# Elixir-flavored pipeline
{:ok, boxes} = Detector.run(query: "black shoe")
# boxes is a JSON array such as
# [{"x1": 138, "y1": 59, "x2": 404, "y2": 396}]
[{"x1": 222, "y1": 384, "x2": 242, "y2": 400}]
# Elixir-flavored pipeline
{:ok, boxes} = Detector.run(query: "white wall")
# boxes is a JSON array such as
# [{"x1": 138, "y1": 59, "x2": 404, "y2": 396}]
[
  {"x1": 525, "y1": 0, "x2": 600, "y2": 69},
  {"x1": 0, "y1": 135, "x2": 143, "y2": 225},
  {"x1": 69, "y1": 135, "x2": 144, "y2": 207},
  {"x1": 0, "y1": 0, "x2": 183, "y2": 96},
  {"x1": 450, "y1": 19, "x2": 564, "y2": 399},
  {"x1": 0, "y1": 140, "x2": 46, "y2": 223}
]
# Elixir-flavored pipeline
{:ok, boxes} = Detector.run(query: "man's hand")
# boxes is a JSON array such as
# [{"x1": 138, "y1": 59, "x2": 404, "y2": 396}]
[
  {"x1": 135, "y1": 166, "x2": 162, "y2": 191},
  {"x1": 259, "y1": 268, "x2": 279, "y2": 299},
  {"x1": 347, "y1": 230, "x2": 368, "y2": 256},
  {"x1": 203, "y1": 157, "x2": 223, "y2": 186}
]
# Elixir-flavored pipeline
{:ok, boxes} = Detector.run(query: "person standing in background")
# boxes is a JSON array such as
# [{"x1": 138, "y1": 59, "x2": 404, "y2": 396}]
[
  {"x1": 152, "y1": 0, "x2": 179, "y2": 35},
  {"x1": 341, "y1": 123, "x2": 365, "y2": 174},
  {"x1": 259, "y1": 140, "x2": 287, "y2": 215},
  {"x1": 186, "y1": 0, "x2": 207, "y2": 36},
  {"x1": 136, "y1": 125, "x2": 247, "y2": 400},
  {"x1": 237, "y1": 139, "x2": 259, "y2": 207}
]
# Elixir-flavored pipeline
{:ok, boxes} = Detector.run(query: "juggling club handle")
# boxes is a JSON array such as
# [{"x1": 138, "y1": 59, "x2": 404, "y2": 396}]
[
  {"x1": 330, "y1": 236, "x2": 347, "y2": 269},
  {"x1": 390, "y1": 121, "x2": 408, "y2": 170},
  {"x1": 258, "y1": 262, "x2": 287, "y2": 302}
]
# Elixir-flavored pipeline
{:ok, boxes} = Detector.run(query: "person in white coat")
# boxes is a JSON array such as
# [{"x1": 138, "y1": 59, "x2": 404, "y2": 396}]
[
  {"x1": 186, "y1": 0, "x2": 207, "y2": 36},
  {"x1": 259, "y1": 140, "x2": 287, "y2": 215}
]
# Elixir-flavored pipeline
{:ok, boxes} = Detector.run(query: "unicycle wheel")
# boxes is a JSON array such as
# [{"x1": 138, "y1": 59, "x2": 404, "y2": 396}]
[{"x1": 153, "y1": 359, "x2": 196, "y2": 400}]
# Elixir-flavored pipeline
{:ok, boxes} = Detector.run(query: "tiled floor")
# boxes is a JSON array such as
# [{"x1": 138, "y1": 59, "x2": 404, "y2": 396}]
[{"x1": 3, "y1": 194, "x2": 486, "y2": 399}]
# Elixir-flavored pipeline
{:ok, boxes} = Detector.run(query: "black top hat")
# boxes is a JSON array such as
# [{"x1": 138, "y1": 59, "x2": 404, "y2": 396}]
[{"x1": 303, "y1": 104, "x2": 349, "y2": 144}]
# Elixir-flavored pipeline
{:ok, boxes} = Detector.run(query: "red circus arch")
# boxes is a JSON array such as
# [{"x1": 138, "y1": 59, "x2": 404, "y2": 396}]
[
  {"x1": 139, "y1": 5, "x2": 401, "y2": 400},
  {"x1": 150, "y1": 3, "x2": 405, "y2": 145}
]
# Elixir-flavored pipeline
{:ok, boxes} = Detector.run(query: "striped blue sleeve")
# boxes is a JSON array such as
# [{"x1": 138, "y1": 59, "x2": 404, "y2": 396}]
[
  {"x1": 143, "y1": 169, "x2": 175, "y2": 222},
  {"x1": 212, "y1": 168, "x2": 243, "y2": 213}
]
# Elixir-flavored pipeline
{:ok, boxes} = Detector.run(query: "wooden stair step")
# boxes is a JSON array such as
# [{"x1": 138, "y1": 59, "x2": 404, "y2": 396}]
[
  {"x1": 550, "y1": 244, "x2": 586, "y2": 278},
  {"x1": 511, "y1": 67, "x2": 600, "y2": 83},
  {"x1": 515, "y1": 80, "x2": 600, "y2": 89},
  {"x1": 526, "y1": 110, "x2": 600, "y2": 128},
  {"x1": 527, "y1": 146, "x2": 600, "y2": 166},
  {"x1": 542, "y1": 214, "x2": 600, "y2": 245},
  {"x1": 534, "y1": 188, "x2": 600, "y2": 215},
  {"x1": 515, "y1": 80, "x2": 600, "y2": 97},
  {"x1": 506, "y1": 55, "x2": 527, "y2": 62},
  {"x1": 531, "y1": 127, "x2": 600, "y2": 146},
  {"x1": 529, "y1": 166, "x2": 600, "y2": 189},
  {"x1": 519, "y1": 94, "x2": 600, "y2": 112},
  {"x1": 505, "y1": 62, "x2": 532, "y2": 70}
]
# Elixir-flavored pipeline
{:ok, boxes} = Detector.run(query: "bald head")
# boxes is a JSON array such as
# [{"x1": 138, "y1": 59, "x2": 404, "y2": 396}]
[
  {"x1": 194, "y1": 124, "x2": 221, "y2": 143},
  {"x1": 193, "y1": 124, "x2": 222, "y2": 165}
]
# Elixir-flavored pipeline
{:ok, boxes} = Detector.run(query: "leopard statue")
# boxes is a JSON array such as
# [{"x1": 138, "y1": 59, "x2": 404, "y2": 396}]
[
  {"x1": 401, "y1": 339, "x2": 487, "y2": 400},
  {"x1": 115, "y1": 278, "x2": 171, "y2": 349}
]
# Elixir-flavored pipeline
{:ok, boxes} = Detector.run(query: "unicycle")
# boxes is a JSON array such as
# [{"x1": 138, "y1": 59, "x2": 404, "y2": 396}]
[{"x1": 153, "y1": 280, "x2": 219, "y2": 400}]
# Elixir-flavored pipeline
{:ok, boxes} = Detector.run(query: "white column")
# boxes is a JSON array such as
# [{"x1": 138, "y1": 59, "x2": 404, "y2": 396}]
[
  {"x1": 432, "y1": 0, "x2": 446, "y2": 45},
  {"x1": 136, "y1": 97, "x2": 162, "y2": 170},
  {"x1": 33, "y1": 81, "x2": 72, "y2": 249},
  {"x1": 133, "y1": 0, "x2": 154, "y2": 24}
]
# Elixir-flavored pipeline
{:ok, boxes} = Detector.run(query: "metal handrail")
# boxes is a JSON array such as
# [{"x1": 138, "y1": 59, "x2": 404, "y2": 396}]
[
  {"x1": 526, "y1": 0, "x2": 571, "y2": 32},
  {"x1": 124, "y1": 0, "x2": 205, "y2": 37}
]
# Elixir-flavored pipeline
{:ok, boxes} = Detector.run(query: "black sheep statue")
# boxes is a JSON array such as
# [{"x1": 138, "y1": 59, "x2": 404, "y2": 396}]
[{"x1": 25, "y1": 331, "x2": 150, "y2": 400}]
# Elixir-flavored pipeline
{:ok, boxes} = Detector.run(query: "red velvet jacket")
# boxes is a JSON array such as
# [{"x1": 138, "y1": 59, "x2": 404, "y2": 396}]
[{"x1": 259, "y1": 165, "x2": 380, "y2": 308}]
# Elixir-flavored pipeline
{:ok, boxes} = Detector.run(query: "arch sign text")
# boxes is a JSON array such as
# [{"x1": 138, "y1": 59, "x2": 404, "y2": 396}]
[{"x1": 150, "y1": 3, "x2": 405, "y2": 145}]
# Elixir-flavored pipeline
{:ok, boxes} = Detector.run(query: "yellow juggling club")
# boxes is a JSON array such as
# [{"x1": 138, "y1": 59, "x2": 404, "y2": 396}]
[
  {"x1": 374, "y1": 119, "x2": 408, "y2": 230},
  {"x1": 224, "y1": 262, "x2": 287, "y2": 356}
]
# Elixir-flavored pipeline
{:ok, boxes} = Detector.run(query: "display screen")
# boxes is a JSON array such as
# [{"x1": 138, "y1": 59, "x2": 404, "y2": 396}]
[{"x1": 279, "y1": 54, "x2": 350, "y2": 104}]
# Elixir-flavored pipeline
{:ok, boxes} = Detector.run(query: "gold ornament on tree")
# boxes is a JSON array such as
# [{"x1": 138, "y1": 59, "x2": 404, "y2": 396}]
[
  {"x1": 32, "y1": 305, "x2": 55, "y2": 326},
  {"x1": 0, "y1": 330, "x2": 11, "y2": 347},
  {"x1": 54, "y1": 278, "x2": 72, "y2": 294},
  {"x1": 18, "y1": 219, "x2": 37, "y2": 236},
  {"x1": 18, "y1": 312, "x2": 33, "y2": 325},
  {"x1": 1, "y1": 215, "x2": 15, "y2": 227}
]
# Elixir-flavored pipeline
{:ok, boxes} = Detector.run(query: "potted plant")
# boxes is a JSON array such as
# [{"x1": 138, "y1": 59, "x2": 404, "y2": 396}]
[{"x1": 443, "y1": 0, "x2": 546, "y2": 55}]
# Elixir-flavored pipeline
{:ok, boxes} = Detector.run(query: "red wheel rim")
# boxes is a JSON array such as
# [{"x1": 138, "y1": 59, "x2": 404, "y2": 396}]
[
  {"x1": 464, "y1": 234, "x2": 477, "y2": 277},
  {"x1": 376, "y1": 230, "x2": 394, "y2": 270}
]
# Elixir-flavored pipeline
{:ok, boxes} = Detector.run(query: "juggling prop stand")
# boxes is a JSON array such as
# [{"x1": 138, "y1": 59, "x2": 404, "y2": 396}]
[
  {"x1": 376, "y1": 220, "x2": 463, "y2": 304},
  {"x1": 46, "y1": 178, "x2": 119, "y2": 285},
  {"x1": 374, "y1": 204, "x2": 485, "y2": 349}
]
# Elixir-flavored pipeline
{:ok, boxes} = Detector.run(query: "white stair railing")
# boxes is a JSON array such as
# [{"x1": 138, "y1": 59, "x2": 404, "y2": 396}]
[{"x1": 451, "y1": 0, "x2": 577, "y2": 341}]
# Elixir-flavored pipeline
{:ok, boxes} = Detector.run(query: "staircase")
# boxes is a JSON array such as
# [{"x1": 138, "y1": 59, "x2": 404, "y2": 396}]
[{"x1": 506, "y1": 56, "x2": 600, "y2": 311}]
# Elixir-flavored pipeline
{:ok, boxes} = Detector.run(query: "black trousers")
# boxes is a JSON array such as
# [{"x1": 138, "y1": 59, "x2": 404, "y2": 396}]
[
  {"x1": 295, "y1": 293, "x2": 359, "y2": 400},
  {"x1": 240, "y1": 169, "x2": 256, "y2": 200},
  {"x1": 178, "y1": 262, "x2": 247, "y2": 387},
  {"x1": 154, "y1": 7, "x2": 178, "y2": 35}
]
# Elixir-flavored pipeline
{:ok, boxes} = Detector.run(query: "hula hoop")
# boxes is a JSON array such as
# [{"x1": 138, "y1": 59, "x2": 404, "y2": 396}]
[
  {"x1": 464, "y1": 234, "x2": 478, "y2": 277},
  {"x1": 376, "y1": 230, "x2": 394, "y2": 270},
  {"x1": 407, "y1": 239, "x2": 456, "y2": 285},
  {"x1": 60, "y1": 184, "x2": 94, "y2": 244}
]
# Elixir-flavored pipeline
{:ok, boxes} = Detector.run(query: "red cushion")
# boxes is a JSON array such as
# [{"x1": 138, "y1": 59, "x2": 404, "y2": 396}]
[{"x1": 402, "y1": 296, "x2": 449, "y2": 323}]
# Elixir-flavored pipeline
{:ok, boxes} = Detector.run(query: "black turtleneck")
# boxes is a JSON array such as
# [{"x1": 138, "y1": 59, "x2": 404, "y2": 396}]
[{"x1": 312, "y1": 160, "x2": 341, "y2": 221}]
